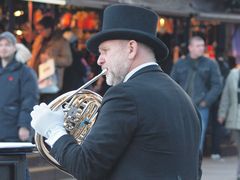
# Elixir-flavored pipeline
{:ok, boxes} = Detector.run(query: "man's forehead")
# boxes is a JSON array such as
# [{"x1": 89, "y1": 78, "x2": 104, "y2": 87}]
[
  {"x1": 99, "y1": 39, "x2": 128, "y2": 49},
  {"x1": 191, "y1": 40, "x2": 204, "y2": 46},
  {"x1": 0, "y1": 38, "x2": 15, "y2": 45},
  {"x1": 99, "y1": 40, "x2": 114, "y2": 50}
]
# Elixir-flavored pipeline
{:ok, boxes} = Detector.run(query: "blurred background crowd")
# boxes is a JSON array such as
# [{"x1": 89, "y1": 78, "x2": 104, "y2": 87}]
[
  {"x1": 1, "y1": 0, "x2": 240, "y2": 157},
  {"x1": 2, "y1": 0, "x2": 240, "y2": 179}
]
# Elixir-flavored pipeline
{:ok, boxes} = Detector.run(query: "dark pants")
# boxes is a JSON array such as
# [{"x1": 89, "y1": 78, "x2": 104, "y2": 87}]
[
  {"x1": 211, "y1": 117, "x2": 225, "y2": 154},
  {"x1": 210, "y1": 99, "x2": 226, "y2": 155}
]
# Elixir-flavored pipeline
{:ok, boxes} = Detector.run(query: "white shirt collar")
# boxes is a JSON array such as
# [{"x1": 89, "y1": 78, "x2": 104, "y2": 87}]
[{"x1": 123, "y1": 62, "x2": 158, "y2": 82}]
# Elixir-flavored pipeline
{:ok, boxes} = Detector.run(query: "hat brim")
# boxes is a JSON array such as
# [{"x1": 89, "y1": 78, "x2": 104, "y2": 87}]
[{"x1": 86, "y1": 29, "x2": 169, "y2": 61}]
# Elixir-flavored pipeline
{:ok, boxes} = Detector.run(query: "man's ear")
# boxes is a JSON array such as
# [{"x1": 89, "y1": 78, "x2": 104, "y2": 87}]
[{"x1": 128, "y1": 40, "x2": 137, "y2": 59}]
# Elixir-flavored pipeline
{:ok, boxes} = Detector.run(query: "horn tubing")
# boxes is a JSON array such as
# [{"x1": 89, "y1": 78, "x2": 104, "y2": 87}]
[
  {"x1": 34, "y1": 69, "x2": 106, "y2": 175},
  {"x1": 54, "y1": 69, "x2": 106, "y2": 109}
]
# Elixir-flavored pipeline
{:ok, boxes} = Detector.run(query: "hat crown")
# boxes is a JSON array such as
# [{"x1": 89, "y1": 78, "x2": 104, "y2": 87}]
[
  {"x1": 86, "y1": 4, "x2": 169, "y2": 61},
  {"x1": 0, "y1": 31, "x2": 16, "y2": 44},
  {"x1": 102, "y1": 4, "x2": 158, "y2": 36}
]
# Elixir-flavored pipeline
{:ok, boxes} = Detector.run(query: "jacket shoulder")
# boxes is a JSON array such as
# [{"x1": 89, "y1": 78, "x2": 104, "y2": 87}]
[
  {"x1": 200, "y1": 56, "x2": 216, "y2": 64},
  {"x1": 173, "y1": 58, "x2": 189, "y2": 68},
  {"x1": 19, "y1": 64, "x2": 38, "y2": 80}
]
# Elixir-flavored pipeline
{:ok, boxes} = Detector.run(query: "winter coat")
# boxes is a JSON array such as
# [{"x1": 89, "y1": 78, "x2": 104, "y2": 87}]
[
  {"x1": 0, "y1": 57, "x2": 38, "y2": 141},
  {"x1": 218, "y1": 68, "x2": 240, "y2": 130},
  {"x1": 170, "y1": 55, "x2": 222, "y2": 107}
]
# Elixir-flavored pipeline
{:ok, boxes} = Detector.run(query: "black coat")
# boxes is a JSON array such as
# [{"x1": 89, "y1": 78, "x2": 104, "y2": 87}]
[
  {"x1": 0, "y1": 59, "x2": 38, "y2": 141},
  {"x1": 51, "y1": 65, "x2": 201, "y2": 180}
]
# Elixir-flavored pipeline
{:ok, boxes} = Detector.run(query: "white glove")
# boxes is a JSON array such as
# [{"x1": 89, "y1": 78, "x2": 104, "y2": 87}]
[{"x1": 31, "y1": 103, "x2": 67, "y2": 146}]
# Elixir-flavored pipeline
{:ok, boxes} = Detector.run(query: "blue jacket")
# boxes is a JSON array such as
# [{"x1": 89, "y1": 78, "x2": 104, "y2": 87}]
[
  {"x1": 170, "y1": 55, "x2": 222, "y2": 107},
  {"x1": 0, "y1": 58, "x2": 38, "y2": 141}
]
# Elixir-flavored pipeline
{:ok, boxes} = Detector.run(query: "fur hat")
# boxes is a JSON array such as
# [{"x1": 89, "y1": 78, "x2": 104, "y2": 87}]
[
  {"x1": 15, "y1": 43, "x2": 32, "y2": 64},
  {"x1": 86, "y1": 4, "x2": 169, "y2": 61}
]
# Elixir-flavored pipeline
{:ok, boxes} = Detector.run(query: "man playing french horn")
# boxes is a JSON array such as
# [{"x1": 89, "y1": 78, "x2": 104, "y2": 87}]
[{"x1": 31, "y1": 4, "x2": 201, "y2": 180}]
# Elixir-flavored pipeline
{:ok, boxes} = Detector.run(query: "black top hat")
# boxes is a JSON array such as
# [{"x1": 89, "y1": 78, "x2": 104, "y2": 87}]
[{"x1": 86, "y1": 4, "x2": 169, "y2": 61}]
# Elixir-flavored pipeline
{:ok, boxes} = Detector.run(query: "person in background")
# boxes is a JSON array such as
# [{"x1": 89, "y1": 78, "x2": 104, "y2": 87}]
[
  {"x1": 28, "y1": 16, "x2": 72, "y2": 104},
  {"x1": 171, "y1": 36, "x2": 222, "y2": 153},
  {"x1": 61, "y1": 30, "x2": 90, "y2": 93},
  {"x1": 0, "y1": 31, "x2": 39, "y2": 180},
  {"x1": 210, "y1": 52, "x2": 230, "y2": 160},
  {"x1": 0, "y1": 31, "x2": 38, "y2": 142},
  {"x1": 20, "y1": 22, "x2": 36, "y2": 51},
  {"x1": 218, "y1": 61, "x2": 240, "y2": 180},
  {"x1": 30, "y1": 4, "x2": 200, "y2": 180}
]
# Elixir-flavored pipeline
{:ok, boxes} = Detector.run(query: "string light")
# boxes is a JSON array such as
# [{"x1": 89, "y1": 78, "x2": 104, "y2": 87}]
[
  {"x1": 15, "y1": 30, "x2": 23, "y2": 36},
  {"x1": 14, "y1": 10, "x2": 24, "y2": 17}
]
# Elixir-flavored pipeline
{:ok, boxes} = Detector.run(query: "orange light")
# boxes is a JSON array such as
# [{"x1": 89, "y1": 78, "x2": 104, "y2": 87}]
[{"x1": 159, "y1": 18, "x2": 165, "y2": 27}]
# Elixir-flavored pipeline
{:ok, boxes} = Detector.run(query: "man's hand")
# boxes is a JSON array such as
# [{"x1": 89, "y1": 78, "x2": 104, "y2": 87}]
[
  {"x1": 199, "y1": 100, "x2": 207, "y2": 108},
  {"x1": 218, "y1": 117, "x2": 225, "y2": 124},
  {"x1": 31, "y1": 103, "x2": 66, "y2": 139},
  {"x1": 18, "y1": 127, "x2": 30, "y2": 141}
]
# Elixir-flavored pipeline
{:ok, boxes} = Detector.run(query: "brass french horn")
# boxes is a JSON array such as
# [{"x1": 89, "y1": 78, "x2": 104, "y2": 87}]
[{"x1": 34, "y1": 69, "x2": 106, "y2": 174}]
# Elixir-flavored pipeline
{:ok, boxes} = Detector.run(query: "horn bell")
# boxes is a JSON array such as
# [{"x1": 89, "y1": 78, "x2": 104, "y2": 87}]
[{"x1": 34, "y1": 89, "x2": 102, "y2": 174}]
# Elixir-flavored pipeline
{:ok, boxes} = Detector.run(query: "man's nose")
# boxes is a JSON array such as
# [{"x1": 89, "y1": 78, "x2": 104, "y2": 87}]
[{"x1": 97, "y1": 55, "x2": 105, "y2": 66}]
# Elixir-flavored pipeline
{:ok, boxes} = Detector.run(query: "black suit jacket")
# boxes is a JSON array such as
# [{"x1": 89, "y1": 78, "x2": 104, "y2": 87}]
[{"x1": 51, "y1": 65, "x2": 201, "y2": 180}]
